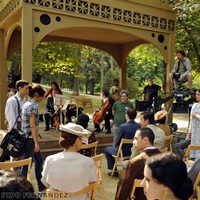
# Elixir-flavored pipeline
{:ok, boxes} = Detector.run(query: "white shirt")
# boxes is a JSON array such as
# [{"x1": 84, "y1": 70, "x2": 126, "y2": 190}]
[
  {"x1": 41, "y1": 151, "x2": 97, "y2": 200},
  {"x1": 147, "y1": 124, "x2": 165, "y2": 149},
  {"x1": 5, "y1": 93, "x2": 25, "y2": 130}
]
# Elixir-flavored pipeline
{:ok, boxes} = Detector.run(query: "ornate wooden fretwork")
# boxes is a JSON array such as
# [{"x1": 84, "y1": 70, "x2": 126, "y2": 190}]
[
  {"x1": 0, "y1": 0, "x2": 176, "y2": 32},
  {"x1": 0, "y1": 0, "x2": 20, "y2": 22}
]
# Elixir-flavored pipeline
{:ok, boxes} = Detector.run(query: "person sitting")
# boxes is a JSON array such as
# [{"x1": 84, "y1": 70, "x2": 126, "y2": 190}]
[
  {"x1": 0, "y1": 170, "x2": 40, "y2": 200},
  {"x1": 130, "y1": 111, "x2": 165, "y2": 159},
  {"x1": 44, "y1": 81, "x2": 63, "y2": 98},
  {"x1": 142, "y1": 153, "x2": 193, "y2": 200},
  {"x1": 115, "y1": 128, "x2": 160, "y2": 200},
  {"x1": 66, "y1": 91, "x2": 83, "y2": 123},
  {"x1": 77, "y1": 113, "x2": 97, "y2": 157},
  {"x1": 154, "y1": 110, "x2": 172, "y2": 136},
  {"x1": 104, "y1": 108, "x2": 140, "y2": 177},
  {"x1": 169, "y1": 50, "x2": 192, "y2": 90},
  {"x1": 44, "y1": 82, "x2": 63, "y2": 131},
  {"x1": 93, "y1": 90, "x2": 114, "y2": 134},
  {"x1": 41, "y1": 123, "x2": 97, "y2": 199}
]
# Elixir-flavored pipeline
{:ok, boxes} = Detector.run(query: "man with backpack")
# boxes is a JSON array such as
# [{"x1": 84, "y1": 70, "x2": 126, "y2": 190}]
[
  {"x1": 0, "y1": 80, "x2": 29, "y2": 161},
  {"x1": 169, "y1": 50, "x2": 192, "y2": 90}
]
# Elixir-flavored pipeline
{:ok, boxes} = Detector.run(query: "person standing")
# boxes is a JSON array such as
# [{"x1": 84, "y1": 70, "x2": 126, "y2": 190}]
[
  {"x1": 188, "y1": 89, "x2": 200, "y2": 159},
  {"x1": 112, "y1": 90, "x2": 133, "y2": 143},
  {"x1": 169, "y1": 50, "x2": 192, "y2": 89},
  {"x1": 1, "y1": 80, "x2": 29, "y2": 162},
  {"x1": 21, "y1": 85, "x2": 46, "y2": 192},
  {"x1": 5, "y1": 80, "x2": 29, "y2": 130},
  {"x1": 109, "y1": 79, "x2": 120, "y2": 100}
]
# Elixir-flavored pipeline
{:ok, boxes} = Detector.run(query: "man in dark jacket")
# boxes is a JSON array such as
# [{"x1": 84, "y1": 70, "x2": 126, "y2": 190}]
[{"x1": 104, "y1": 108, "x2": 140, "y2": 177}]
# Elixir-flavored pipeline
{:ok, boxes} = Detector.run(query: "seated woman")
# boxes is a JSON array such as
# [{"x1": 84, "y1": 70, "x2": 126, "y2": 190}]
[
  {"x1": 41, "y1": 123, "x2": 97, "y2": 199},
  {"x1": 142, "y1": 153, "x2": 193, "y2": 200},
  {"x1": 44, "y1": 82, "x2": 63, "y2": 131},
  {"x1": 77, "y1": 114, "x2": 97, "y2": 157}
]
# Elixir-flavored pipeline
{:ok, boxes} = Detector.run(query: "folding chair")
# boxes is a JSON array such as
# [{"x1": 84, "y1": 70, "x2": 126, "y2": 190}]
[
  {"x1": 197, "y1": 186, "x2": 200, "y2": 200},
  {"x1": 45, "y1": 182, "x2": 97, "y2": 200},
  {"x1": 0, "y1": 157, "x2": 32, "y2": 181},
  {"x1": 131, "y1": 179, "x2": 143, "y2": 199},
  {"x1": 189, "y1": 172, "x2": 200, "y2": 200},
  {"x1": 92, "y1": 154, "x2": 105, "y2": 200},
  {"x1": 183, "y1": 145, "x2": 200, "y2": 167},
  {"x1": 80, "y1": 141, "x2": 98, "y2": 157},
  {"x1": 111, "y1": 138, "x2": 133, "y2": 178}
]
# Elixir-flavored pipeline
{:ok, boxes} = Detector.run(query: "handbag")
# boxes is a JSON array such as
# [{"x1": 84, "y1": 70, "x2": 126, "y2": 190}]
[{"x1": 0, "y1": 97, "x2": 27, "y2": 157}]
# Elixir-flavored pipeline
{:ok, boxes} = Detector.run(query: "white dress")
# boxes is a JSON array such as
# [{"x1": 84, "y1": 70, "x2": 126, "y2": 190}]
[
  {"x1": 190, "y1": 103, "x2": 200, "y2": 158},
  {"x1": 41, "y1": 151, "x2": 97, "y2": 200}
]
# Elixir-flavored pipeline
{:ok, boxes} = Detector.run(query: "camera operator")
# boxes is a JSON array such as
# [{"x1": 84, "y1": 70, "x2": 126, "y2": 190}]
[
  {"x1": 169, "y1": 50, "x2": 192, "y2": 90},
  {"x1": 142, "y1": 77, "x2": 161, "y2": 112}
]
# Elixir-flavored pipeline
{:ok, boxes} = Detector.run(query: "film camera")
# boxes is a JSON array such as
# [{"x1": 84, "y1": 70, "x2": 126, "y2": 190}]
[{"x1": 136, "y1": 83, "x2": 191, "y2": 114}]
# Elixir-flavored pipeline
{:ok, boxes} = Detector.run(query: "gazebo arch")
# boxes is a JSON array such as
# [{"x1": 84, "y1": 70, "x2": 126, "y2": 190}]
[{"x1": 0, "y1": 0, "x2": 177, "y2": 128}]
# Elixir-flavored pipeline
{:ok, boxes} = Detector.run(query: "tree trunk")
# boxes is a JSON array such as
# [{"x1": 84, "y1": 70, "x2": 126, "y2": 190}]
[{"x1": 90, "y1": 78, "x2": 94, "y2": 95}]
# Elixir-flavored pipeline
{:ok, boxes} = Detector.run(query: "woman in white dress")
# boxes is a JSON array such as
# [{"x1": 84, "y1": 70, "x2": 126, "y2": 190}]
[
  {"x1": 41, "y1": 123, "x2": 97, "y2": 200},
  {"x1": 188, "y1": 89, "x2": 200, "y2": 158}
]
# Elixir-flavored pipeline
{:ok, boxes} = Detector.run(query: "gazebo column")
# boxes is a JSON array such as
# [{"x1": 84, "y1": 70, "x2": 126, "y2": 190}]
[
  {"x1": 21, "y1": 7, "x2": 33, "y2": 83},
  {"x1": 119, "y1": 60, "x2": 127, "y2": 90},
  {"x1": 0, "y1": 29, "x2": 7, "y2": 129},
  {"x1": 166, "y1": 35, "x2": 175, "y2": 124}
]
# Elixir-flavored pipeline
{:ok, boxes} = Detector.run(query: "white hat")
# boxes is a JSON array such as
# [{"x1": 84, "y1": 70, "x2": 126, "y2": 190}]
[{"x1": 59, "y1": 123, "x2": 91, "y2": 138}]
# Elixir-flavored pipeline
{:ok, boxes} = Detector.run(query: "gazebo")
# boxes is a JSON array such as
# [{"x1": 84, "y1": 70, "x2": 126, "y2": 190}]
[{"x1": 0, "y1": 0, "x2": 177, "y2": 128}]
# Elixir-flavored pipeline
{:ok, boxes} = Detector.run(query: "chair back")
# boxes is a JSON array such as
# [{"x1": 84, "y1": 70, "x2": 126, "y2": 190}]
[
  {"x1": 111, "y1": 138, "x2": 133, "y2": 177},
  {"x1": 80, "y1": 141, "x2": 98, "y2": 156},
  {"x1": 131, "y1": 179, "x2": 143, "y2": 199},
  {"x1": 46, "y1": 182, "x2": 97, "y2": 200},
  {"x1": 92, "y1": 154, "x2": 103, "y2": 181},
  {"x1": 0, "y1": 157, "x2": 32, "y2": 181},
  {"x1": 183, "y1": 145, "x2": 200, "y2": 162},
  {"x1": 197, "y1": 186, "x2": 200, "y2": 200},
  {"x1": 189, "y1": 172, "x2": 200, "y2": 200}
]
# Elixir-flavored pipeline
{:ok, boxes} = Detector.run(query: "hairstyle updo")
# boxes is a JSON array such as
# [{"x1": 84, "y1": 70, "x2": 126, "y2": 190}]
[
  {"x1": 28, "y1": 85, "x2": 45, "y2": 98},
  {"x1": 59, "y1": 131, "x2": 78, "y2": 149},
  {"x1": 146, "y1": 153, "x2": 193, "y2": 200}
]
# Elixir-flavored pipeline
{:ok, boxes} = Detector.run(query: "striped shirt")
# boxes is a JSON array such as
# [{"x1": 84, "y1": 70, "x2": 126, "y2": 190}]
[{"x1": 21, "y1": 99, "x2": 39, "y2": 137}]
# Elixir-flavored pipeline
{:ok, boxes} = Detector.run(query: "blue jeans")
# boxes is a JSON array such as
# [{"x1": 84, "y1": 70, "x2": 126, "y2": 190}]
[
  {"x1": 174, "y1": 139, "x2": 191, "y2": 159},
  {"x1": 104, "y1": 146, "x2": 118, "y2": 170},
  {"x1": 21, "y1": 138, "x2": 45, "y2": 191}
]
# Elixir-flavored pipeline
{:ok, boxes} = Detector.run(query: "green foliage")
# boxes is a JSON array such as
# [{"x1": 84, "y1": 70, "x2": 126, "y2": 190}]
[
  {"x1": 126, "y1": 44, "x2": 165, "y2": 87},
  {"x1": 174, "y1": 0, "x2": 200, "y2": 84}
]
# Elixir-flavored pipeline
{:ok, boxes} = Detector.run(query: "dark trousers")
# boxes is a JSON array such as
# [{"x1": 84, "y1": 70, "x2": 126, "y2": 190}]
[
  {"x1": 104, "y1": 146, "x2": 118, "y2": 170},
  {"x1": 174, "y1": 139, "x2": 191, "y2": 159},
  {"x1": 21, "y1": 138, "x2": 45, "y2": 191},
  {"x1": 94, "y1": 113, "x2": 113, "y2": 131}
]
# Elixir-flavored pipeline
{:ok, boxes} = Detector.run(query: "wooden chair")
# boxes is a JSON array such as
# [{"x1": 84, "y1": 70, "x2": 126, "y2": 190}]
[
  {"x1": 92, "y1": 154, "x2": 105, "y2": 200},
  {"x1": 131, "y1": 179, "x2": 143, "y2": 199},
  {"x1": 197, "y1": 186, "x2": 200, "y2": 200},
  {"x1": 190, "y1": 172, "x2": 200, "y2": 200},
  {"x1": 80, "y1": 141, "x2": 98, "y2": 156},
  {"x1": 111, "y1": 138, "x2": 133, "y2": 178},
  {"x1": 183, "y1": 145, "x2": 200, "y2": 162},
  {"x1": 45, "y1": 182, "x2": 97, "y2": 200},
  {"x1": 0, "y1": 157, "x2": 32, "y2": 181}
]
